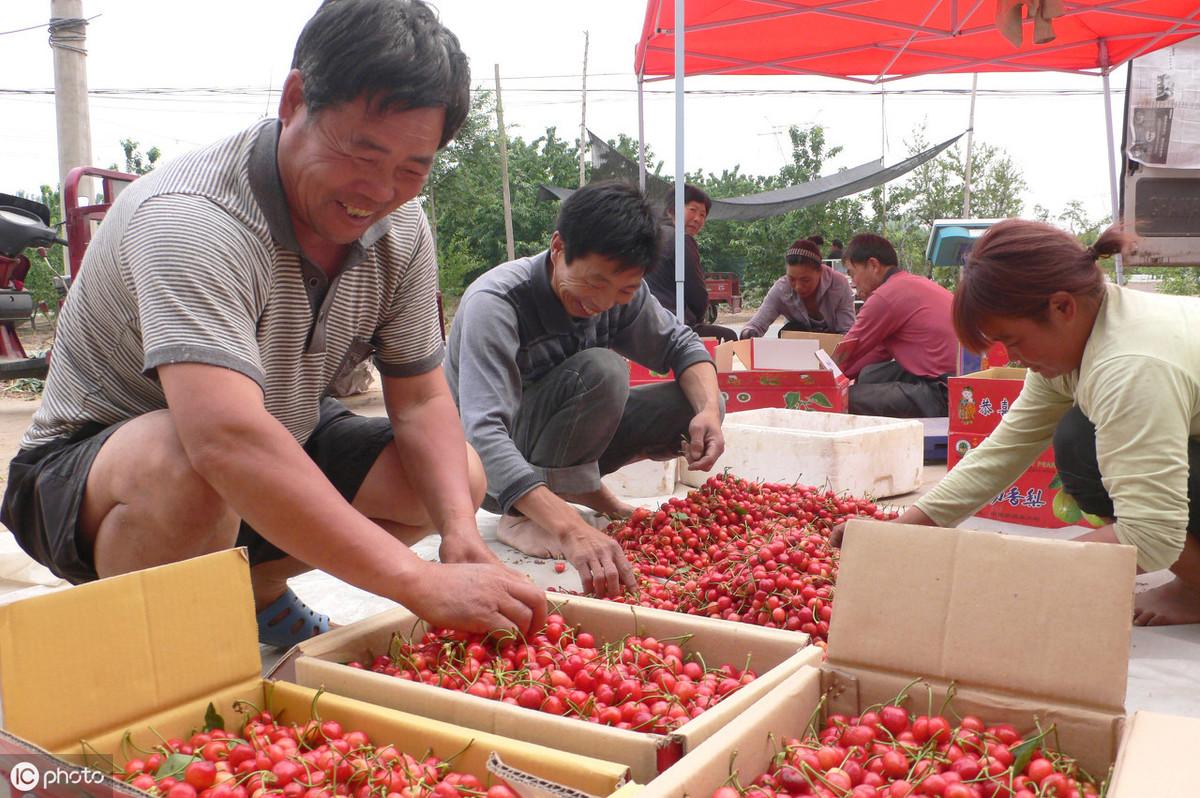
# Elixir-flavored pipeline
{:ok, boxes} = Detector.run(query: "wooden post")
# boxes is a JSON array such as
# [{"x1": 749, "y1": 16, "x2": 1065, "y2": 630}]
[
  {"x1": 579, "y1": 31, "x2": 589, "y2": 187},
  {"x1": 495, "y1": 64, "x2": 515, "y2": 261}
]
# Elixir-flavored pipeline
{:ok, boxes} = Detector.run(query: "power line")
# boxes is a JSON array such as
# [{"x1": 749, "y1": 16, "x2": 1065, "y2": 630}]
[
  {"x1": 0, "y1": 13, "x2": 102, "y2": 37},
  {"x1": 0, "y1": 85, "x2": 1127, "y2": 98}
]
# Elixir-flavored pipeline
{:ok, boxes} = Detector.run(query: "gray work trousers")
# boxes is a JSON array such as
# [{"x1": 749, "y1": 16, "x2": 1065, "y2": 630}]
[
  {"x1": 848, "y1": 360, "x2": 949, "y2": 418},
  {"x1": 488, "y1": 348, "x2": 700, "y2": 512}
]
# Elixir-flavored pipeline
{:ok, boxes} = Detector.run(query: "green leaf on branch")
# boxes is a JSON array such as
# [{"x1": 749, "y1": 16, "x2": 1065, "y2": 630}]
[
  {"x1": 155, "y1": 753, "x2": 200, "y2": 781},
  {"x1": 1010, "y1": 725, "x2": 1053, "y2": 775}
]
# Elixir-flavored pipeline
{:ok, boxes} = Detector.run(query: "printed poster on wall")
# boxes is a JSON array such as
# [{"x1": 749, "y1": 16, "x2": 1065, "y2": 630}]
[{"x1": 1127, "y1": 36, "x2": 1200, "y2": 168}]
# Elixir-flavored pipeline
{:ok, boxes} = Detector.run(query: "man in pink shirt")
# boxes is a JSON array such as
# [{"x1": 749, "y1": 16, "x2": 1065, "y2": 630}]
[{"x1": 832, "y1": 233, "x2": 957, "y2": 418}]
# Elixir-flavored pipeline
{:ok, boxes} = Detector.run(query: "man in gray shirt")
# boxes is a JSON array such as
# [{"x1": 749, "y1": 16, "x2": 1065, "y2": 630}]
[{"x1": 446, "y1": 182, "x2": 725, "y2": 597}]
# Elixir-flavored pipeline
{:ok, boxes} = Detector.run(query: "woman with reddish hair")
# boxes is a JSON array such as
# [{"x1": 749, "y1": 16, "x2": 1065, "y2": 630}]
[{"x1": 863, "y1": 220, "x2": 1199, "y2": 625}]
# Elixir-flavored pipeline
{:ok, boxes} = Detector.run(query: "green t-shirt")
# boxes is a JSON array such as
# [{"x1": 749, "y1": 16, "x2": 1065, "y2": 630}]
[{"x1": 918, "y1": 283, "x2": 1199, "y2": 572}]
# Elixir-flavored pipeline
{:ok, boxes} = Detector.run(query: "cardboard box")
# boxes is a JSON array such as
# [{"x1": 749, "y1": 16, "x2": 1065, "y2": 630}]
[
  {"x1": 778, "y1": 330, "x2": 844, "y2": 358},
  {"x1": 274, "y1": 592, "x2": 822, "y2": 784},
  {"x1": 948, "y1": 432, "x2": 1104, "y2": 529},
  {"x1": 712, "y1": 338, "x2": 849, "y2": 413},
  {"x1": 948, "y1": 366, "x2": 1026, "y2": 435},
  {"x1": 627, "y1": 338, "x2": 720, "y2": 383},
  {"x1": 947, "y1": 368, "x2": 1106, "y2": 529},
  {"x1": 1109, "y1": 710, "x2": 1200, "y2": 797},
  {"x1": 0, "y1": 551, "x2": 630, "y2": 797},
  {"x1": 949, "y1": 432, "x2": 1060, "y2": 527},
  {"x1": 636, "y1": 520, "x2": 1138, "y2": 797}
]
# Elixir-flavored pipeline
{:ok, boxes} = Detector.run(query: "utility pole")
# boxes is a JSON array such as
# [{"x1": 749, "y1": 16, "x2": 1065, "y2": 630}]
[
  {"x1": 49, "y1": 0, "x2": 94, "y2": 199},
  {"x1": 962, "y1": 73, "x2": 978, "y2": 218},
  {"x1": 579, "y1": 31, "x2": 589, "y2": 187},
  {"x1": 494, "y1": 64, "x2": 515, "y2": 261}
]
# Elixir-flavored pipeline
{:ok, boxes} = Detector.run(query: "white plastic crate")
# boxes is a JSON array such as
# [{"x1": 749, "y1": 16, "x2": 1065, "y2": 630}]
[
  {"x1": 680, "y1": 408, "x2": 923, "y2": 498},
  {"x1": 601, "y1": 457, "x2": 678, "y2": 498}
]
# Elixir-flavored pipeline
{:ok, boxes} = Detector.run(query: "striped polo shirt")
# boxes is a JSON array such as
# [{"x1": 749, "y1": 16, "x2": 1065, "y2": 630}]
[{"x1": 22, "y1": 118, "x2": 443, "y2": 450}]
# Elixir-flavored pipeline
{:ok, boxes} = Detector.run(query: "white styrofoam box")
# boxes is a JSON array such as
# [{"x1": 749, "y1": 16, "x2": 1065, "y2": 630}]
[
  {"x1": 601, "y1": 457, "x2": 678, "y2": 498},
  {"x1": 679, "y1": 408, "x2": 924, "y2": 499}
]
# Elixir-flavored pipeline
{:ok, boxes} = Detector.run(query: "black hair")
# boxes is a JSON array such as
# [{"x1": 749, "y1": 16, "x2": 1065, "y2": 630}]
[
  {"x1": 784, "y1": 238, "x2": 822, "y2": 269},
  {"x1": 831, "y1": 239, "x2": 843, "y2": 248},
  {"x1": 291, "y1": 0, "x2": 470, "y2": 147},
  {"x1": 684, "y1": 184, "x2": 712, "y2": 213},
  {"x1": 843, "y1": 233, "x2": 899, "y2": 268},
  {"x1": 557, "y1": 182, "x2": 660, "y2": 273},
  {"x1": 808, "y1": 234, "x2": 825, "y2": 248}
]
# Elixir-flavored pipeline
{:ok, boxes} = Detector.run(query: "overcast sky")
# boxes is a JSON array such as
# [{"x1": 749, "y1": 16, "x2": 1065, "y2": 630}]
[{"x1": 1, "y1": 1, "x2": 1128, "y2": 224}]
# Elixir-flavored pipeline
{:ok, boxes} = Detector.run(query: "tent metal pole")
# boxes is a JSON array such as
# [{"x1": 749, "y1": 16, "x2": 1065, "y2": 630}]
[
  {"x1": 638, "y1": 74, "x2": 647, "y2": 191},
  {"x1": 880, "y1": 81, "x2": 887, "y2": 237},
  {"x1": 1100, "y1": 40, "x2": 1124, "y2": 285},
  {"x1": 674, "y1": 0, "x2": 686, "y2": 321}
]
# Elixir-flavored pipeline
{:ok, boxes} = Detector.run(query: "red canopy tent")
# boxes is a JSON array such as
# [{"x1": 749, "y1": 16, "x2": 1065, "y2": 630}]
[
  {"x1": 635, "y1": 1, "x2": 1200, "y2": 82},
  {"x1": 634, "y1": 0, "x2": 1200, "y2": 305}
]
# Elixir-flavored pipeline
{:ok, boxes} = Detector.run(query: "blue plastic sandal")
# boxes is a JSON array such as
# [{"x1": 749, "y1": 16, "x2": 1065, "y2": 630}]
[{"x1": 256, "y1": 588, "x2": 330, "y2": 648}]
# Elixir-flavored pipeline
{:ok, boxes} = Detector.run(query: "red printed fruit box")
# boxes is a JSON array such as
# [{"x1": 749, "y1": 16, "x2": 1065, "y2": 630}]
[
  {"x1": 948, "y1": 367, "x2": 1104, "y2": 529},
  {"x1": 949, "y1": 432, "x2": 1105, "y2": 529},
  {"x1": 948, "y1": 367, "x2": 1026, "y2": 436},
  {"x1": 714, "y1": 338, "x2": 849, "y2": 413},
  {"x1": 628, "y1": 337, "x2": 720, "y2": 383}
]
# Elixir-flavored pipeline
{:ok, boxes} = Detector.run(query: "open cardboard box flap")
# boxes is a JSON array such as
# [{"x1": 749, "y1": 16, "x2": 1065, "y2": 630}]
[
  {"x1": 829, "y1": 521, "x2": 1136, "y2": 712},
  {"x1": 1109, "y1": 710, "x2": 1200, "y2": 797},
  {"x1": 958, "y1": 367, "x2": 1029, "y2": 381},
  {"x1": 0, "y1": 549, "x2": 260, "y2": 752},
  {"x1": 716, "y1": 338, "x2": 843, "y2": 377}
]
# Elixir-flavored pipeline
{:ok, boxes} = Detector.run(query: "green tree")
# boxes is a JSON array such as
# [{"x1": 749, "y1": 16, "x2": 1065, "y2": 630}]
[
  {"x1": 112, "y1": 138, "x2": 161, "y2": 175},
  {"x1": 695, "y1": 125, "x2": 868, "y2": 302},
  {"x1": 1159, "y1": 268, "x2": 1200, "y2": 295},
  {"x1": 884, "y1": 126, "x2": 1028, "y2": 287},
  {"x1": 15, "y1": 184, "x2": 66, "y2": 319},
  {"x1": 424, "y1": 91, "x2": 585, "y2": 296}
]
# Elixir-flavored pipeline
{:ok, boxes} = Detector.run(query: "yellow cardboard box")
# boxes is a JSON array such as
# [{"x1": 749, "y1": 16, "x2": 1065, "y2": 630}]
[
  {"x1": 272, "y1": 593, "x2": 822, "y2": 783},
  {"x1": 0, "y1": 550, "x2": 629, "y2": 797},
  {"x1": 1108, "y1": 710, "x2": 1200, "y2": 797},
  {"x1": 635, "y1": 520, "x2": 1141, "y2": 796}
]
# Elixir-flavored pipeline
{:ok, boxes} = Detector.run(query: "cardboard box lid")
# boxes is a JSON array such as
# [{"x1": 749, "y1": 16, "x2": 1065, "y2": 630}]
[
  {"x1": 829, "y1": 521, "x2": 1136, "y2": 712},
  {"x1": 0, "y1": 550, "x2": 261, "y2": 750},
  {"x1": 953, "y1": 367, "x2": 1028, "y2": 382},
  {"x1": 716, "y1": 338, "x2": 843, "y2": 377},
  {"x1": 1109, "y1": 710, "x2": 1200, "y2": 797}
]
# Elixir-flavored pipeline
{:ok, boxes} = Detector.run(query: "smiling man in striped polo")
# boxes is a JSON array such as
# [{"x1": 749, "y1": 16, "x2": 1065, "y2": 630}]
[{"x1": 1, "y1": 0, "x2": 546, "y2": 646}]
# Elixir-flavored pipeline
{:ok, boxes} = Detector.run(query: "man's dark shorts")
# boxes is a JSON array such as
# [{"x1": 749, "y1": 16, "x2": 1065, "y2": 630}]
[{"x1": 1, "y1": 398, "x2": 393, "y2": 584}]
